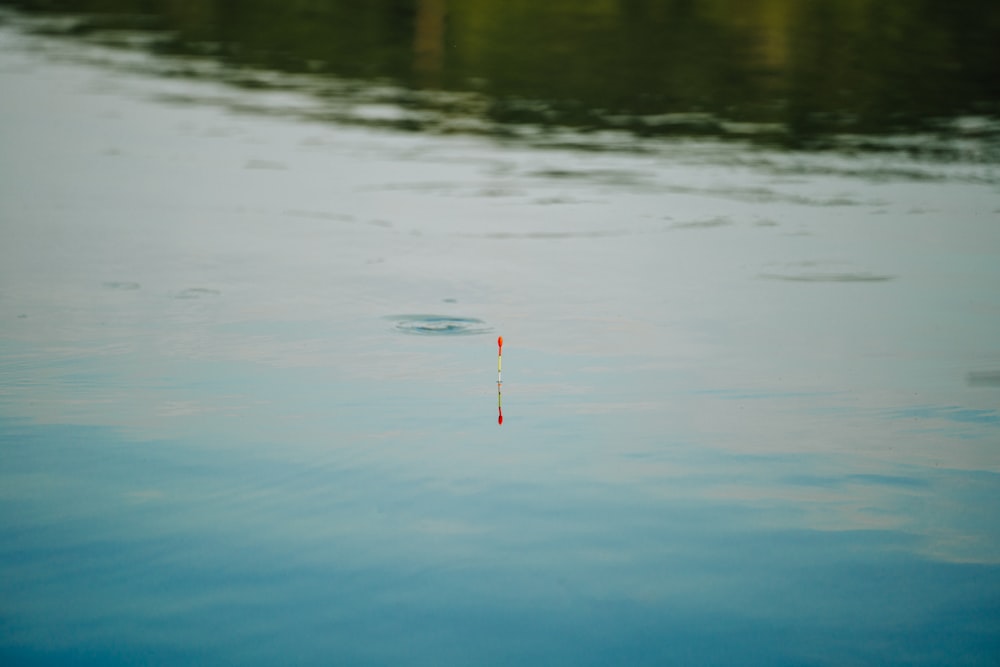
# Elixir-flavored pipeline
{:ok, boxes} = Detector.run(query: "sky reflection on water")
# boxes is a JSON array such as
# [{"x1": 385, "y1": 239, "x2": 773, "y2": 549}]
[
  {"x1": 1, "y1": 6, "x2": 1000, "y2": 666},
  {"x1": 3, "y1": 413, "x2": 999, "y2": 665}
]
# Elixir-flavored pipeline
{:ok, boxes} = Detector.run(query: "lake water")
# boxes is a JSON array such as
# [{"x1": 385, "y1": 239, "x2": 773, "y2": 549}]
[{"x1": 1, "y1": 3, "x2": 999, "y2": 665}]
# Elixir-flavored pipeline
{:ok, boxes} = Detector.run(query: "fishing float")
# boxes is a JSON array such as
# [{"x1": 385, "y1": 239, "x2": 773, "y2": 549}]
[{"x1": 497, "y1": 336, "x2": 503, "y2": 425}]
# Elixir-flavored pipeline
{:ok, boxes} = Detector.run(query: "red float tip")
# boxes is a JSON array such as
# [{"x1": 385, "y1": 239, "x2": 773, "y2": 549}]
[{"x1": 498, "y1": 336, "x2": 503, "y2": 348}]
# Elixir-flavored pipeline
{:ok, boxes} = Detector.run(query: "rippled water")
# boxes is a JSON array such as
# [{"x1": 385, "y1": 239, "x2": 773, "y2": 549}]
[
  {"x1": 1, "y1": 7, "x2": 999, "y2": 667},
  {"x1": 391, "y1": 315, "x2": 493, "y2": 336}
]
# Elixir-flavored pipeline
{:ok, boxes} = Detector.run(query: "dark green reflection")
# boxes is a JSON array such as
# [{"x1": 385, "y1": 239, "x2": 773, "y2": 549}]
[{"x1": 4, "y1": 0, "x2": 999, "y2": 150}]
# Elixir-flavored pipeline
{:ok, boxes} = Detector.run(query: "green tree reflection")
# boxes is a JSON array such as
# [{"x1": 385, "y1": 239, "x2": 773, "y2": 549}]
[{"x1": 5, "y1": 0, "x2": 999, "y2": 147}]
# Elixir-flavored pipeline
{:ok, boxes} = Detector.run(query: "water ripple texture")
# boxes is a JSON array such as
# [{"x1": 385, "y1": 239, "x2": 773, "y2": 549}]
[{"x1": 389, "y1": 315, "x2": 492, "y2": 336}]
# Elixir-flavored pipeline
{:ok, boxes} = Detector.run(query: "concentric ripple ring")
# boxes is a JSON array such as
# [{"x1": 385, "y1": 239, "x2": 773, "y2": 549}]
[{"x1": 389, "y1": 314, "x2": 492, "y2": 336}]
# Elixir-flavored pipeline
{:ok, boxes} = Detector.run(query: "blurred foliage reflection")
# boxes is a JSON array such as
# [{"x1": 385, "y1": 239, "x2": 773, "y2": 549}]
[{"x1": 4, "y1": 0, "x2": 999, "y2": 151}]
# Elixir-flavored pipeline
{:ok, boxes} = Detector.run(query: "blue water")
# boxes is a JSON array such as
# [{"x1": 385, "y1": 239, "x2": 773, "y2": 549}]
[
  {"x1": 4, "y1": 412, "x2": 999, "y2": 665},
  {"x1": 2, "y1": 13, "x2": 999, "y2": 666}
]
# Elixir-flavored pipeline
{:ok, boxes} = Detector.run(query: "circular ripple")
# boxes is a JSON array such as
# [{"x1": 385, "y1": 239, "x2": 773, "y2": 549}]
[{"x1": 390, "y1": 314, "x2": 492, "y2": 336}]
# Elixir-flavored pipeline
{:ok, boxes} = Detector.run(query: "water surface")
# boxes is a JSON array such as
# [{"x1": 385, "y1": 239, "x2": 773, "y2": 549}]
[{"x1": 1, "y1": 4, "x2": 999, "y2": 665}]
